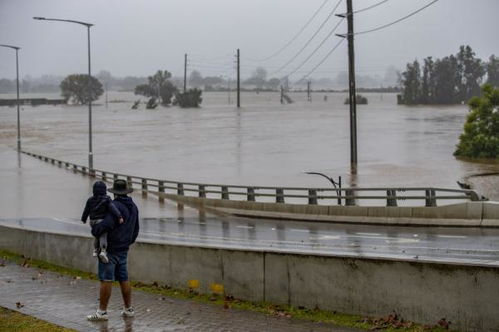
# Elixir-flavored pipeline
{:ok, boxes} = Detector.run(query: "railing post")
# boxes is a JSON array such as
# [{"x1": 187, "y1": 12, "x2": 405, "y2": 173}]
[
  {"x1": 199, "y1": 185, "x2": 206, "y2": 198},
  {"x1": 276, "y1": 188, "x2": 284, "y2": 203},
  {"x1": 89, "y1": 168, "x2": 95, "y2": 177},
  {"x1": 101, "y1": 172, "x2": 107, "y2": 182},
  {"x1": 65, "y1": 162, "x2": 70, "y2": 168},
  {"x1": 51, "y1": 159, "x2": 55, "y2": 164},
  {"x1": 345, "y1": 189, "x2": 356, "y2": 206},
  {"x1": 57, "y1": 161, "x2": 62, "y2": 167},
  {"x1": 247, "y1": 187, "x2": 255, "y2": 201},
  {"x1": 73, "y1": 164, "x2": 77, "y2": 172},
  {"x1": 425, "y1": 189, "x2": 437, "y2": 207},
  {"x1": 81, "y1": 166, "x2": 87, "y2": 174},
  {"x1": 158, "y1": 181, "x2": 165, "y2": 202},
  {"x1": 308, "y1": 189, "x2": 318, "y2": 205},
  {"x1": 126, "y1": 176, "x2": 132, "y2": 190},
  {"x1": 177, "y1": 183, "x2": 184, "y2": 196},
  {"x1": 113, "y1": 174, "x2": 118, "y2": 182},
  {"x1": 141, "y1": 179, "x2": 148, "y2": 196},
  {"x1": 387, "y1": 189, "x2": 398, "y2": 207},
  {"x1": 221, "y1": 186, "x2": 229, "y2": 200}
]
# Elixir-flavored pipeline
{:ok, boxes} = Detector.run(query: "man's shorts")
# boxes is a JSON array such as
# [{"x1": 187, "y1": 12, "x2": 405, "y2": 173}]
[{"x1": 98, "y1": 251, "x2": 128, "y2": 282}]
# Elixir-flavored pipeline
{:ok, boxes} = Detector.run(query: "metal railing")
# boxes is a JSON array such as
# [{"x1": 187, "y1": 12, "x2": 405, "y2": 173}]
[{"x1": 22, "y1": 151, "x2": 482, "y2": 207}]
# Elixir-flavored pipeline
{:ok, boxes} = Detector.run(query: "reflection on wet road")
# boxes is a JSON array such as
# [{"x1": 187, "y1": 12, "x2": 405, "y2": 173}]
[{"x1": 2, "y1": 216, "x2": 499, "y2": 267}]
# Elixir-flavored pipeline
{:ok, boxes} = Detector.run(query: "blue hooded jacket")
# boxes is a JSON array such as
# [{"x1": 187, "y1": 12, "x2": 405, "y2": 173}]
[
  {"x1": 91, "y1": 195, "x2": 139, "y2": 253},
  {"x1": 81, "y1": 181, "x2": 122, "y2": 222}
]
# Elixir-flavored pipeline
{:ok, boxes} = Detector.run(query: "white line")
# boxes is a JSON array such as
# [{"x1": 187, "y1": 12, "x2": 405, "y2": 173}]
[
  {"x1": 356, "y1": 232, "x2": 381, "y2": 236},
  {"x1": 290, "y1": 229, "x2": 310, "y2": 233},
  {"x1": 436, "y1": 235, "x2": 467, "y2": 239},
  {"x1": 236, "y1": 225, "x2": 254, "y2": 229}
]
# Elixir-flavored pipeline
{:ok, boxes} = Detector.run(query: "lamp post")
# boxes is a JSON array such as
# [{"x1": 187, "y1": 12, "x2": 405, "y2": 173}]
[
  {"x1": 33, "y1": 17, "x2": 95, "y2": 170},
  {"x1": 304, "y1": 171, "x2": 342, "y2": 205},
  {"x1": 0, "y1": 44, "x2": 21, "y2": 152}
]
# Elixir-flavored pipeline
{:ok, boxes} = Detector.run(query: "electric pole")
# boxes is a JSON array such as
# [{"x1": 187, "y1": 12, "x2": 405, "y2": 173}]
[
  {"x1": 347, "y1": 0, "x2": 357, "y2": 170},
  {"x1": 184, "y1": 53, "x2": 187, "y2": 92},
  {"x1": 237, "y1": 49, "x2": 240, "y2": 108},
  {"x1": 307, "y1": 80, "x2": 312, "y2": 102}
]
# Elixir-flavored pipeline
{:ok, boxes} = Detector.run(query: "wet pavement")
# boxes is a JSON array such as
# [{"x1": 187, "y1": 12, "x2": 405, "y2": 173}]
[
  {"x1": 2, "y1": 216, "x2": 499, "y2": 268},
  {"x1": 0, "y1": 261, "x2": 358, "y2": 332}
]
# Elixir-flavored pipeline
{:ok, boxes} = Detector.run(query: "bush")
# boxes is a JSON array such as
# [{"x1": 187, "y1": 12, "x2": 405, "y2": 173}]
[
  {"x1": 454, "y1": 84, "x2": 499, "y2": 159},
  {"x1": 344, "y1": 94, "x2": 368, "y2": 105},
  {"x1": 174, "y1": 89, "x2": 203, "y2": 108},
  {"x1": 60, "y1": 74, "x2": 103, "y2": 104}
]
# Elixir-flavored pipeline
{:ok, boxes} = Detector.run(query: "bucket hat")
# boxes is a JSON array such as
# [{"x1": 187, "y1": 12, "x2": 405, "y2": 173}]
[{"x1": 108, "y1": 179, "x2": 133, "y2": 195}]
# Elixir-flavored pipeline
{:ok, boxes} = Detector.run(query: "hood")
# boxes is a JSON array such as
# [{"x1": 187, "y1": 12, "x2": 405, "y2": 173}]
[
  {"x1": 93, "y1": 181, "x2": 107, "y2": 196},
  {"x1": 114, "y1": 195, "x2": 135, "y2": 209}
]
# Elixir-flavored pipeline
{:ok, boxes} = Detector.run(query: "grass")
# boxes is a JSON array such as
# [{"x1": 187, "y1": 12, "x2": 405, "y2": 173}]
[
  {"x1": 0, "y1": 249, "x2": 453, "y2": 331},
  {"x1": 0, "y1": 307, "x2": 76, "y2": 332}
]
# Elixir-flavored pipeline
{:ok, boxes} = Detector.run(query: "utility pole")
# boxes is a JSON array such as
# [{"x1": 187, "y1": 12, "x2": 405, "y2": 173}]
[
  {"x1": 307, "y1": 80, "x2": 312, "y2": 102},
  {"x1": 347, "y1": 0, "x2": 357, "y2": 171},
  {"x1": 280, "y1": 85, "x2": 284, "y2": 104},
  {"x1": 227, "y1": 78, "x2": 231, "y2": 105},
  {"x1": 236, "y1": 48, "x2": 240, "y2": 108},
  {"x1": 184, "y1": 53, "x2": 187, "y2": 92}
]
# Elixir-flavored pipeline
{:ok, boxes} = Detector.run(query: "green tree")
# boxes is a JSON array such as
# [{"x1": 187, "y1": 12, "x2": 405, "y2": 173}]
[
  {"x1": 433, "y1": 55, "x2": 460, "y2": 104},
  {"x1": 134, "y1": 70, "x2": 177, "y2": 105},
  {"x1": 60, "y1": 74, "x2": 103, "y2": 104},
  {"x1": 454, "y1": 84, "x2": 499, "y2": 159},
  {"x1": 421, "y1": 57, "x2": 435, "y2": 103},
  {"x1": 486, "y1": 55, "x2": 499, "y2": 87},
  {"x1": 456, "y1": 45, "x2": 485, "y2": 102},
  {"x1": 401, "y1": 60, "x2": 421, "y2": 104},
  {"x1": 189, "y1": 70, "x2": 203, "y2": 88}
]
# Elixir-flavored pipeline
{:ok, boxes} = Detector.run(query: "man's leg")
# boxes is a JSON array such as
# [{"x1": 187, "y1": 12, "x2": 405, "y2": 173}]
[
  {"x1": 99, "y1": 281, "x2": 113, "y2": 311},
  {"x1": 119, "y1": 281, "x2": 132, "y2": 308}
]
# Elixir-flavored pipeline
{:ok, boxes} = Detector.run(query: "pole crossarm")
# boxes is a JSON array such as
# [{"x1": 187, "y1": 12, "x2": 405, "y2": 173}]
[{"x1": 0, "y1": 44, "x2": 21, "y2": 50}]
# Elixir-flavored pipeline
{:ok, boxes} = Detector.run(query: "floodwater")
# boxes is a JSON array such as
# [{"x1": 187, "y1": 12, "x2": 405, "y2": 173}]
[{"x1": 1, "y1": 91, "x2": 498, "y2": 190}]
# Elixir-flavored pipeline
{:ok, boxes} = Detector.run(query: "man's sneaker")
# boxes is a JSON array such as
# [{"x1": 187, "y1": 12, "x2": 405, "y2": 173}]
[
  {"x1": 121, "y1": 307, "x2": 135, "y2": 317},
  {"x1": 86, "y1": 310, "x2": 108, "y2": 321},
  {"x1": 98, "y1": 250, "x2": 109, "y2": 264}
]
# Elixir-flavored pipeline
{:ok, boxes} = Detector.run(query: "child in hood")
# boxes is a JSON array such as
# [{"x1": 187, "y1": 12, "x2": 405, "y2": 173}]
[{"x1": 81, "y1": 181, "x2": 124, "y2": 263}]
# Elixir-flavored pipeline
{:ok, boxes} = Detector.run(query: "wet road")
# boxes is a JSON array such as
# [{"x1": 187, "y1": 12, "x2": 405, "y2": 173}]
[{"x1": 2, "y1": 216, "x2": 499, "y2": 267}]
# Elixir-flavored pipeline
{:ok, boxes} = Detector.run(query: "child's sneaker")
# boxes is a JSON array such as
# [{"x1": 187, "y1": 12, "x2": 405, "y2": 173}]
[
  {"x1": 98, "y1": 250, "x2": 109, "y2": 264},
  {"x1": 92, "y1": 249, "x2": 98, "y2": 257},
  {"x1": 121, "y1": 307, "x2": 135, "y2": 317},
  {"x1": 86, "y1": 310, "x2": 108, "y2": 321}
]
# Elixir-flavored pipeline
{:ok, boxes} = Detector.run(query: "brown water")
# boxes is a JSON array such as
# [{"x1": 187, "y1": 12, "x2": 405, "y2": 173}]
[{"x1": 1, "y1": 91, "x2": 498, "y2": 190}]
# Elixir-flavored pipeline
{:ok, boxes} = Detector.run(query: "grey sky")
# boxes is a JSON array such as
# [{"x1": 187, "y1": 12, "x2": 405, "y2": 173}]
[{"x1": 0, "y1": 0, "x2": 498, "y2": 80}]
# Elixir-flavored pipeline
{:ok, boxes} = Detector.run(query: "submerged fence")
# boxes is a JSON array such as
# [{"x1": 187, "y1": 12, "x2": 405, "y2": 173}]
[{"x1": 22, "y1": 151, "x2": 481, "y2": 207}]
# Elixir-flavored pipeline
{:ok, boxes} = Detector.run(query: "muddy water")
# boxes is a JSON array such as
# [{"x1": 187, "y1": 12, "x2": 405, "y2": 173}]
[{"x1": 1, "y1": 91, "x2": 498, "y2": 191}]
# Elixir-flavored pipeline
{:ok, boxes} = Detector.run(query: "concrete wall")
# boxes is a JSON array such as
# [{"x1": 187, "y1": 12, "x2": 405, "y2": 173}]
[
  {"x1": 163, "y1": 194, "x2": 499, "y2": 227},
  {"x1": 1, "y1": 225, "x2": 498, "y2": 331}
]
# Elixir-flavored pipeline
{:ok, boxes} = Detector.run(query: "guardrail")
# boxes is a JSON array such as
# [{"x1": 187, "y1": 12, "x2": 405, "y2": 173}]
[{"x1": 22, "y1": 151, "x2": 482, "y2": 207}]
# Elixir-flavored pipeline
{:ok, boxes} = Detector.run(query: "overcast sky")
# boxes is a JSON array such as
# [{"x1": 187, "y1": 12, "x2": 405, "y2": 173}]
[{"x1": 0, "y1": 0, "x2": 498, "y2": 80}]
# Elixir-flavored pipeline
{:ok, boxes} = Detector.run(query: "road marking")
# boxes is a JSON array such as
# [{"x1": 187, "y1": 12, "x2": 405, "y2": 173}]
[
  {"x1": 385, "y1": 238, "x2": 420, "y2": 244},
  {"x1": 236, "y1": 225, "x2": 254, "y2": 229},
  {"x1": 310, "y1": 235, "x2": 341, "y2": 240},
  {"x1": 356, "y1": 232, "x2": 381, "y2": 236},
  {"x1": 290, "y1": 229, "x2": 310, "y2": 233},
  {"x1": 436, "y1": 235, "x2": 467, "y2": 239}
]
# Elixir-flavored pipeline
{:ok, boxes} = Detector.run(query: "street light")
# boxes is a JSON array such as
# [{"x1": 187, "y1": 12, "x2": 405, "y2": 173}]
[
  {"x1": 304, "y1": 171, "x2": 342, "y2": 205},
  {"x1": 0, "y1": 44, "x2": 21, "y2": 152},
  {"x1": 33, "y1": 16, "x2": 95, "y2": 170}
]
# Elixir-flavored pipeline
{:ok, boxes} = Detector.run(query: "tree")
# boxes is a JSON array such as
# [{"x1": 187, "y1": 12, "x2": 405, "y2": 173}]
[
  {"x1": 456, "y1": 45, "x2": 484, "y2": 102},
  {"x1": 486, "y1": 55, "x2": 499, "y2": 87},
  {"x1": 401, "y1": 60, "x2": 421, "y2": 104},
  {"x1": 421, "y1": 57, "x2": 435, "y2": 103},
  {"x1": 174, "y1": 88, "x2": 203, "y2": 108},
  {"x1": 244, "y1": 67, "x2": 267, "y2": 89},
  {"x1": 134, "y1": 70, "x2": 177, "y2": 105},
  {"x1": 455, "y1": 85, "x2": 499, "y2": 159},
  {"x1": 433, "y1": 55, "x2": 460, "y2": 104},
  {"x1": 189, "y1": 70, "x2": 203, "y2": 88},
  {"x1": 60, "y1": 74, "x2": 103, "y2": 104}
]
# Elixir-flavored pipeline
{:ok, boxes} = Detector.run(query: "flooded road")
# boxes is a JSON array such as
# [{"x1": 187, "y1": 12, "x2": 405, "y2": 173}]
[{"x1": 1, "y1": 91, "x2": 498, "y2": 190}]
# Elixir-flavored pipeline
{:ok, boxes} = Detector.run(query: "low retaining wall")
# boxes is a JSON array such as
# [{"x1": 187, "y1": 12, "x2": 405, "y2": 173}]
[
  {"x1": 162, "y1": 194, "x2": 499, "y2": 227},
  {"x1": 1, "y1": 224, "x2": 498, "y2": 331}
]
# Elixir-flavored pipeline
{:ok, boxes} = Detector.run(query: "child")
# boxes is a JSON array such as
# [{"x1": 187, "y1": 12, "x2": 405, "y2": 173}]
[{"x1": 81, "y1": 181, "x2": 124, "y2": 263}]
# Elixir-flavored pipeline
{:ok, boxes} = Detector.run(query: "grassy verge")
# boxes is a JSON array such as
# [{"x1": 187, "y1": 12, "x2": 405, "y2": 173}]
[
  {"x1": 0, "y1": 249, "x2": 452, "y2": 331},
  {"x1": 0, "y1": 306, "x2": 76, "y2": 332}
]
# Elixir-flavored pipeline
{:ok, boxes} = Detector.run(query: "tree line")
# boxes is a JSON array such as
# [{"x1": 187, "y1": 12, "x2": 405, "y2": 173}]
[{"x1": 400, "y1": 45, "x2": 499, "y2": 105}]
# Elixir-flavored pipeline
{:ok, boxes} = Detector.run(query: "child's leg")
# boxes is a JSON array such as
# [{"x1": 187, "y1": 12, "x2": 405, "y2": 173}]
[
  {"x1": 99, "y1": 233, "x2": 108, "y2": 252},
  {"x1": 94, "y1": 237, "x2": 100, "y2": 251}
]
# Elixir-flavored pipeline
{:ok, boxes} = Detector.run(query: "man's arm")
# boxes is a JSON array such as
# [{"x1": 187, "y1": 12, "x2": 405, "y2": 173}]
[
  {"x1": 131, "y1": 207, "x2": 139, "y2": 244},
  {"x1": 81, "y1": 199, "x2": 90, "y2": 223}
]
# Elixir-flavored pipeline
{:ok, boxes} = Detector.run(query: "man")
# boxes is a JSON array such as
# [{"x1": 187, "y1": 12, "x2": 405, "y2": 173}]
[{"x1": 86, "y1": 179, "x2": 140, "y2": 321}]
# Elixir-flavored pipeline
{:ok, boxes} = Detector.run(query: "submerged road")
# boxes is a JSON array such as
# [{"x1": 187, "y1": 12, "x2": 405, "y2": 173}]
[{"x1": 2, "y1": 216, "x2": 499, "y2": 267}]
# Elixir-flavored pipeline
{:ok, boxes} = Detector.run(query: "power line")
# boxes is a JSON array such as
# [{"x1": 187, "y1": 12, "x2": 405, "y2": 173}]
[
  {"x1": 272, "y1": 0, "x2": 343, "y2": 75},
  {"x1": 353, "y1": 0, "x2": 390, "y2": 14},
  {"x1": 354, "y1": 0, "x2": 440, "y2": 35},
  {"x1": 298, "y1": 38, "x2": 345, "y2": 80},
  {"x1": 252, "y1": 0, "x2": 332, "y2": 61},
  {"x1": 285, "y1": 18, "x2": 345, "y2": 78}
]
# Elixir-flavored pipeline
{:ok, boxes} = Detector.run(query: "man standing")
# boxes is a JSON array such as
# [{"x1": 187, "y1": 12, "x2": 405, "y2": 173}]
[{"x1": 87, "y1": 179, "x2": 140, "y2": 321}]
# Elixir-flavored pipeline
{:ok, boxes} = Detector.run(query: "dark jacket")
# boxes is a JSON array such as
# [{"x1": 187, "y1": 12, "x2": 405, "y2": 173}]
[
  {"x1": 81, "y1": 182, "x2": 122, "y2": 222},
  {"x1": 91, "y1": 195, "x2": 139, "y2": 253}
]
